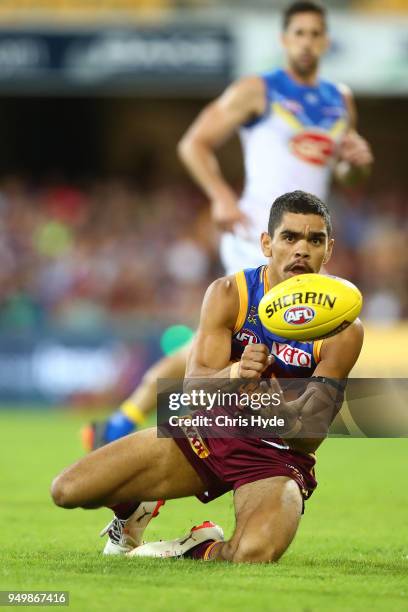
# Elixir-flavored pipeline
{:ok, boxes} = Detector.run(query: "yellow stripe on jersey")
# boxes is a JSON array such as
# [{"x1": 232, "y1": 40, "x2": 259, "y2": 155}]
[
  {"x1": 313, "y1": 339, "x2": 323, "y2": 363},
  {"x1": 329, "y1": 117, "x2": 347, "y2": 139},
  {"x1": 233, "y1": 270, "x2": 249, "y2": 333},
  {"x1": 263, "y1": 265, "x2": 271, "y2": 294},
  {"x1": 271, "y1": 102, "x2": 304, "y2": 132}
]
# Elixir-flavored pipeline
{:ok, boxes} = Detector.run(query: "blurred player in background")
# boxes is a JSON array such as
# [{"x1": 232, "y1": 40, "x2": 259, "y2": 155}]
[{"x1": 82, "y1": 0, "x2": 373, "y2": 449}]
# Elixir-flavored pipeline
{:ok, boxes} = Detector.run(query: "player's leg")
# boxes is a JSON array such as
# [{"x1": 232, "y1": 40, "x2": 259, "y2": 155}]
[
  {"x1": 132, "y1": 475, "x2": 302, "y2": 563},
  {"x1": 52, "y1": 427, "x2": 207, "y2": 554},
  {"x1": 52, "y1": 427, "x2": 205, "y2": 509},
  {"x1": 82, "y1": 343, "x2": 190, "y2": 449},
  {"x1": 215, "y1": 476, "x2": 303, "y2": 562}
]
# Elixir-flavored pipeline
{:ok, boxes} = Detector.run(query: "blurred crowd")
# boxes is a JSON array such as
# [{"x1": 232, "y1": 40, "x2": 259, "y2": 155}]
[
  {"x1": 0, "y1": 176, "x2": 406, "y2": 335},
  {"x1": 0, "y1": 177, "x2": 219, "y2": 334}
]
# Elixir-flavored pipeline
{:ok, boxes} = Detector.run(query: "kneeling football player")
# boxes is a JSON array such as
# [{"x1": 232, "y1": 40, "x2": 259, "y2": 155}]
[{"x1": 51, "y1": 191, "x2": 363, "y2": 563}]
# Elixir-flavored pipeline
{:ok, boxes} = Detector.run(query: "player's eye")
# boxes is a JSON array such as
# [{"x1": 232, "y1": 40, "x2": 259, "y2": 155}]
[
  {"x1": 311, "y1": 238, "x2": 323, "y2": 245},
  {"x1": 284, "y1": 234, "x2": 295, "y2": 243}
]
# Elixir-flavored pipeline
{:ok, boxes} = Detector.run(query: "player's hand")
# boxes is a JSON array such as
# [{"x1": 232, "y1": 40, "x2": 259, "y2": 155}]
[
  {"x1": 338, "y1": 131, "x2": 373, "y2": 167},
  {"x1": 265, "y1": 377, "x2": 316, "y2": 434},
  {"x1": 211, "y1": 197, "x2": 250, "y2": 233},
  {"x1": 238, "y1": 344, "x2": 273, "y2": 379},
  {"x1": 265, "y1": 378, "x2": 341, "y2": 438}
]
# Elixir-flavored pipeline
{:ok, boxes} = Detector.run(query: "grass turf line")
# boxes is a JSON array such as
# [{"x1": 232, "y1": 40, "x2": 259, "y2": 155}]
[{"x1": 0, "y1": 410, "x2": 407, "y2": 611}]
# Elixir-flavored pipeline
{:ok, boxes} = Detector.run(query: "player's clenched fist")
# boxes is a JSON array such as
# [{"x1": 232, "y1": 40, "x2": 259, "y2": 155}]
[{"x1": 238, "y1": 344, "x2": 273, "y2": 379}]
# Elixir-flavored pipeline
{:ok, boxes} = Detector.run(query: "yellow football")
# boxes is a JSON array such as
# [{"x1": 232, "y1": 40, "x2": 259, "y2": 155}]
[{"x1": 258, "y1": 273, "x2": 362, "y2": 341}]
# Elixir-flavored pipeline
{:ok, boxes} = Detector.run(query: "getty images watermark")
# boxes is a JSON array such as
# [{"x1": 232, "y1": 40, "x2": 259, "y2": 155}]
[
  {"x1": 157, "y1": 377, "x2": 332, "y2": 439},
  {"x1": 167, "y1": 387, "x2": 283, "y2": 429},
  {"x1": 157, "y1": 378, "x2": 408, "y2": 439}
]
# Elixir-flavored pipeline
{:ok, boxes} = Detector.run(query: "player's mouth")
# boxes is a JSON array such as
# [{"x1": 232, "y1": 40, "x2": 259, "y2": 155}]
[
  {"x1": 285, "y1": 261, "x2": 312, "y2": 275},
  {"x1": 298, "y1": 52, "x2": 314, "y2": 64},
  {"x1": 296, "y1": 54, "x2": 316, "y2": 72}
]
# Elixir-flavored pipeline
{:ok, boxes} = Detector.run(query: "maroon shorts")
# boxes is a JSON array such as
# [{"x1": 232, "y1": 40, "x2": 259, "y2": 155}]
[{"x1": 167, "y1": 425, "x2": 317, "y2": 505}]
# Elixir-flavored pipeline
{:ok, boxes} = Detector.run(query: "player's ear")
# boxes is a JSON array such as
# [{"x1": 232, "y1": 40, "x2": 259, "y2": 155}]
[
  {"x1": 261, "y1": 232, "x2": 273, "y2": 257},
  {"x1": 323, "y1": 238, "x2": 334, "y2": 265}
]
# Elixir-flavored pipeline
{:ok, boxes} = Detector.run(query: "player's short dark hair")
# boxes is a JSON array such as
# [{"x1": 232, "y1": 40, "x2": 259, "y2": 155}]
[
  {"x1": 283, "y1": 1, "x2": 327, "y2": 30},
  {"x1": 268, "y1": 190, "x2": 332, "y2": 237}
]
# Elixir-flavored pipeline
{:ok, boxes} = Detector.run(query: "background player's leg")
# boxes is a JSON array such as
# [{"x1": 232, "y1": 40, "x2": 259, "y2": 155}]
[
  {"x1": 123, "y1": 343, "x2": 189, "y2": 424},
  {"x1": 52, "y1": 427, "x2": 206, "y2": 510},
  {"x1": 214, "y1": 476, "x2": 303, "y2": 563},
  {"x1": 83, "y1": 343, "x2": 190, "y2": 449}
]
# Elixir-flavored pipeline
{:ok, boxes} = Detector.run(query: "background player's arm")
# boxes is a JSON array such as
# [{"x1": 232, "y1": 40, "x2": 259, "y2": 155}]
[
  {"x1": 178, "y1": 76, "x2": 266, "y2": 232},
  {"x1": 285, "y1": 319, "x2": 364, "y2": 454},
  {"x1": 335, "y1": 84, "x2": 373, "y2": 185}
]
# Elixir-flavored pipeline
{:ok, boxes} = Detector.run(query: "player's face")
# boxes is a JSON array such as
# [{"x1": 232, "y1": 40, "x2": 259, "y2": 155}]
[
  {"x1": 282, "y1": 12, "x2": 328, "y2": 79},
  {"x1": 261, "y1": 212, "x2": 334, "y2": 283}
]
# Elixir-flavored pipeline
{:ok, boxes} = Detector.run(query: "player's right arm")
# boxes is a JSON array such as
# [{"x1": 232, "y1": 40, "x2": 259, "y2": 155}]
[
  {"x1": 177, "y1": 76, "x2": 266, "y2": 233},
  {"x1": 186, "y1": 275, "x2": 271, "y2": 379}
]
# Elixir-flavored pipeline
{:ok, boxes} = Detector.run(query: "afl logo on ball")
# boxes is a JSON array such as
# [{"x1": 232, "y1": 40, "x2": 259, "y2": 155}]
[{"x1": 284, "y1": 306, "x2": 315, "y2": 325}]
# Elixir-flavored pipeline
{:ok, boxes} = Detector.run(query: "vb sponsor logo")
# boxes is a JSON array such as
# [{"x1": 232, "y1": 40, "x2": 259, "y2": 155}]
[{"x1": 284, "y1": 306, "x2": 315, "y2": 325}]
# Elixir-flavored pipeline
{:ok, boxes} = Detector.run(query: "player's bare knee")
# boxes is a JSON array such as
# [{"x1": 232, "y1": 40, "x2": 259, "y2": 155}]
[
  {"x1": 218, "y1": 540, "x2": 238, "y2": 562},
  {"x1": 51, "y1": 468, "x2": 89, "y2": 508},
  {"x1": 232, "y1": 536, "x2": 283, "y2": 564},
  {"x1": 51, "y1": 472, "x2": 80, "y2": 509},
  {"x1": 232, "y1": 545, "x2": 281, "y2": 564}
]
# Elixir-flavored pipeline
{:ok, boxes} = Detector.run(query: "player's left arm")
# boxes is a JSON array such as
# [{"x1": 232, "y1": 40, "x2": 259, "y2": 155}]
[
  {"x1": 313, "y1": 317, "x2": 364, "y2": 379},
  {"x1": 284, "y1": 319, "x2": 364, "y2": 454},
  {"x1": 335, "y1": 85, "x2": 373, "y2": 185}
]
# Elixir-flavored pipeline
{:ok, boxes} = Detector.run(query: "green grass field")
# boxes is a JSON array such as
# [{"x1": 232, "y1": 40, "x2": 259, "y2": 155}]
[{"x1": 1, "y1": 410, "x2": 407, "y2": 612}]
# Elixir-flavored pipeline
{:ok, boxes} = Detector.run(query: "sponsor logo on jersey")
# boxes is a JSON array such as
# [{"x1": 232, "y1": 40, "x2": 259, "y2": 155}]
[
  {"x1": 283, "y1": 99, "x2": 303, "y2": 114},
  {"x1": 284, "y1": 306, "x2": 315, "y2": 325},
  {"x1": 304, "y1": 92, "x2": 319, "y2": 105},
  {"x1": 264, "y1": 291, "x2": 336, "y2": 318},
  {"x1": 234, "y1": 328, "x2": 260, "y2": 345},
  {"x1": 272, "y1": 341, "x2": 312, "y2": 368},
  {"x1": 290, "y1": 131, "x2": 335, "y2": 166}
]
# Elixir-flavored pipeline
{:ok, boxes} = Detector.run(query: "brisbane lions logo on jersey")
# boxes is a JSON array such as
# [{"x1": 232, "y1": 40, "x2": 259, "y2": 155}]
[{"x1": 290, "y1": 130, "x2": 335, "y2": 166}]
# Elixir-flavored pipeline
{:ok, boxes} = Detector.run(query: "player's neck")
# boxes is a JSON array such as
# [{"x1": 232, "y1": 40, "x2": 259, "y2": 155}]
[
  {"x1": 266, "y1": 266, "x2": 282, "y2": 289},
  {"x1": 285, "y1": 66, "x2": 319, "y2": 87}
]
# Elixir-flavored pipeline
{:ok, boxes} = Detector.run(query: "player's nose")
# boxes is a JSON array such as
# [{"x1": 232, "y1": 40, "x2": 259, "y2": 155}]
[{"x1": 294, "y1": 241, "x2": 310, "y2": 258}]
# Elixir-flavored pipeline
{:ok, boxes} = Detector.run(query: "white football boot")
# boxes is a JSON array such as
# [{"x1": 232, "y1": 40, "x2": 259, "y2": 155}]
[
  {"x1": 100, "y1": 500, "x2": 165, "y2": 555},
  {"x1": 127, "y1": 520, "x2": 224, "y2": 559}
]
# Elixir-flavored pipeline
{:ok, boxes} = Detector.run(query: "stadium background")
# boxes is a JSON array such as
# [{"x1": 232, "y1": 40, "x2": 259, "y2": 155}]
[
  {"x1": 0, "y1": 1, "x2": 407, "y2": 610},
  {"x1": 0, "y1": 0, "x2": 406, "y2": 405}
]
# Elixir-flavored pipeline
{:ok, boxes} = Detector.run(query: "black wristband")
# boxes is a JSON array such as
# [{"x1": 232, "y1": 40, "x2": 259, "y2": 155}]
[{"x1": 311, "y1": 376, "x2": 347, "y2": 392}]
